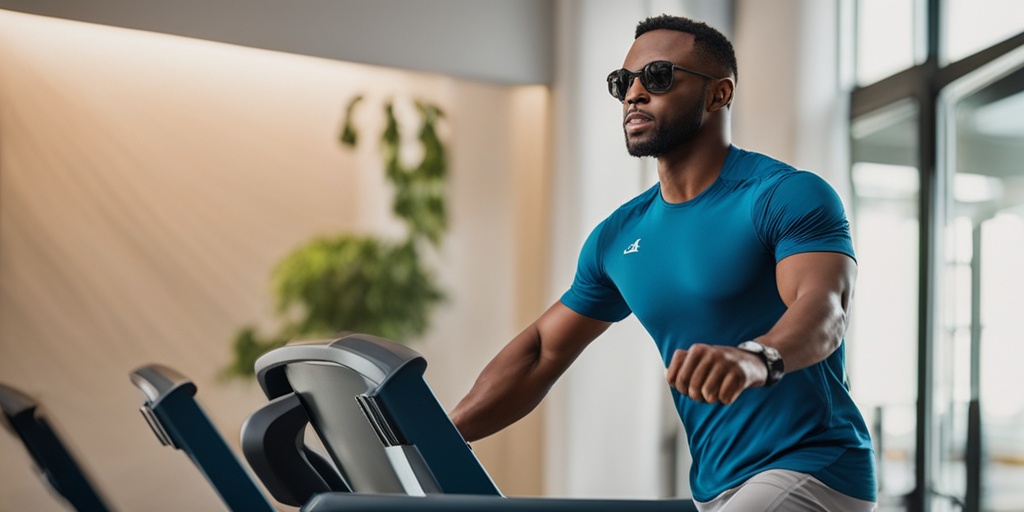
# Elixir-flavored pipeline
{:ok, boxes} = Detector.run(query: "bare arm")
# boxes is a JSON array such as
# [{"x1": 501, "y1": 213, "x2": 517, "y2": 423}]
[
  {"x1": 451, "y1": 301, "x2": 611, "y2": 442},
  {"x1": 665, "y1": 251, "x2": 856, "y2": 403},
  {"x1": 759, "y1": 251, "x2": 857, "y2": 370}
]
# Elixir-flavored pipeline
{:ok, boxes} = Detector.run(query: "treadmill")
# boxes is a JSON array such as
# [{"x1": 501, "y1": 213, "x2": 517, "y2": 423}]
[{"x1": 244, "y1": 333, "x2": 697, "y2": 511}]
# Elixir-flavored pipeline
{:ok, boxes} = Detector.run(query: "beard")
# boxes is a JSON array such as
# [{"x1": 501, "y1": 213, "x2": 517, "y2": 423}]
[{"x1": 625, "y1": 91, "x2": 706, "y2": 157}]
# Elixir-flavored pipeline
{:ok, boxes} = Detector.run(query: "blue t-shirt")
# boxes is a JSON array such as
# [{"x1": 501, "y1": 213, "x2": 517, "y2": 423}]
[{"x1": 560, "y1": 146, "x2": 876, "y2": 502}]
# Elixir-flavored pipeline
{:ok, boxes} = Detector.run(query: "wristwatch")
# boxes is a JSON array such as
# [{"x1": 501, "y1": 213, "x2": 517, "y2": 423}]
[{"x1": 737, "y1": 340, "x2": 785, "y2": 386}]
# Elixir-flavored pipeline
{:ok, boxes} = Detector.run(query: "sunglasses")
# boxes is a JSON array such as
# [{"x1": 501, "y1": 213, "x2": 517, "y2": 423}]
[{"x1": 606, "y1": 60, "x2": 719, "y2": 101}]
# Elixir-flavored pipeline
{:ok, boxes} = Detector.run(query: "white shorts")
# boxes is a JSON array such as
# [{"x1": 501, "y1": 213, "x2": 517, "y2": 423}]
[{"x1": 694, "y1": 469, "x2": 876, "y2": 512}]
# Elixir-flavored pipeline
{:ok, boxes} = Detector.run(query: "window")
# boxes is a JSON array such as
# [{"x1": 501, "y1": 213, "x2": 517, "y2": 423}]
[
  {"x1": 849, "y1": 100, "x2": 921, "y2": 507},
  {"x1": 854, "y1": 0, "x2": 924, "y2": 85},
  {"x1": 943, "y1": 0, "x2": 1024, "y2": 64},
  {"x1": 848, "y1": 1, "x2": 1024, "y2": 510},
  {"x1": 934, "y1": 59, "x2": 1024, "y2": 512}
]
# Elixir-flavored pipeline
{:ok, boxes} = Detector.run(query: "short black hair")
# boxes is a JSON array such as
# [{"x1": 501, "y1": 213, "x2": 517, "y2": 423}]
[{"x1": 635, "y1": 14, "x2": 738, "y2": 84}]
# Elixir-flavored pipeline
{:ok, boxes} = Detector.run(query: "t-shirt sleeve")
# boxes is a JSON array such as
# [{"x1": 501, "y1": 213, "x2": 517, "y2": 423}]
[
  {"x1": 754, "y1": 170, "x2": 856, "y2": 262},
  {"x1": 559, "y1": 220, "x2": 633, "y2": 322}
]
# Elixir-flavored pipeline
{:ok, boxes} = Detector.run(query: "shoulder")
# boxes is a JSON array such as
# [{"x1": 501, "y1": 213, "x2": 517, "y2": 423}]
[
  {"x1": 723, "y1": 147, "x2": 840, "y2": 205},
  {"x1": 759, "y1": 169, "x2": 844, "y2": 209},
  {"x1": 722, "y1": 146, "x2": 795, "y2": 183}
]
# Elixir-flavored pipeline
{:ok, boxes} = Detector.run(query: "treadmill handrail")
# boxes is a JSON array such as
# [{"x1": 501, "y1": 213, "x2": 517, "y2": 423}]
[
  {"x1": 129, "y1": 365, "x2": 277, "y2": 512},
  {"x1": 130, "y1": 364, "x2": 195, "y2": 407},
  {"x1": 254, "y1": 334, "x2": 425, "y2": 398},
  {"x1": 1, "y1": 382, "x2": 114, "y2": 512}
]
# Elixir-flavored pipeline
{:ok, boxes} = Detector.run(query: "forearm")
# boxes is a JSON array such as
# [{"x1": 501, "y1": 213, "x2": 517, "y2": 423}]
[
  {"x1": 756, "y1": 288, "x2": 849, "y2": 372},
  {"x1": 451, "y1": 302, "x2": 610, "y2": 442},
  {"x1": 450, "y1": 326, "x2": 555, "y2": 442},
  {"x1": 757, "y1": 251, "x2": 856, "y2": 373}
]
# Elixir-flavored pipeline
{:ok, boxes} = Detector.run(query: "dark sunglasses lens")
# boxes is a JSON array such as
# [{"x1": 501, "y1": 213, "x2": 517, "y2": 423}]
[
  {"x1": 607, "y1": 69, "x2": 628, "y2": 100},
  {"x1": 643, "y1": 62, "x2": 674, "y2": 92}
]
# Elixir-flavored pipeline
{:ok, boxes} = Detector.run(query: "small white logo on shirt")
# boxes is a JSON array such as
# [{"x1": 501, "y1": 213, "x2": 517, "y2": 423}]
[{"x1": 624, "y1": 238, "x2": 641, "y2": 254}]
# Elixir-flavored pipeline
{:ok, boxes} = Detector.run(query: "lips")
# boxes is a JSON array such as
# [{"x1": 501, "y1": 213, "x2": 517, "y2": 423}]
[{"x1": 624, "y1": 110, "x2": 653, "y2": 133}]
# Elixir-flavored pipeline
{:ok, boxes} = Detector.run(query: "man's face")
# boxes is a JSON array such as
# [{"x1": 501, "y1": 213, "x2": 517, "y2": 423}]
[
  {"x1": 625, "y1": 85, "x2": 706, "y2": 157},
  {"x1": 619, "y1": 30, "x2": 710, "y2": 157}
]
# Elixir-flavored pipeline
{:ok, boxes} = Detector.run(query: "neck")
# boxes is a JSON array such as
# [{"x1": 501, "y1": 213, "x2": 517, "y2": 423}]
[{"x1": 656, "y1": 120, "x2": 731, "y2": 203}]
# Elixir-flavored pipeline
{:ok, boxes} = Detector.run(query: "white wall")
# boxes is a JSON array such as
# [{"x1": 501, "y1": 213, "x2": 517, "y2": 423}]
[
  {"x1": 733, "y1": 0, "x2": 849, "y2": 196},
  {"x1": 0, "y1": 10, "x2": 549, "y2": 510}
]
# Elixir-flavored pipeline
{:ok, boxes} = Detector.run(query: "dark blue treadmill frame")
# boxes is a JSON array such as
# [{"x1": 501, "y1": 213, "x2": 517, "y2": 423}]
[
  {"x1": 0, "y1": 382, "x2": 113, "y2": 512},
  {"x1": 130, "y1": 364, "x2": 276, "y2": 512}
]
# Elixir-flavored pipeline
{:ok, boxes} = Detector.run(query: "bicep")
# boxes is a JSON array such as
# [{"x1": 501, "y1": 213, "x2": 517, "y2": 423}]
[{"x1": 776, "y1": 252, "x2": 857, "y2": 309}]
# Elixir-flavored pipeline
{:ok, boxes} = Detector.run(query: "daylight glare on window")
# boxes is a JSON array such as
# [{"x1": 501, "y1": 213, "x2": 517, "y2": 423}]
[
  {"x1": 944, "y1": 0, "x2": 1024, "y2": 63},
  {"x1": 856, "y1": 0, "x2": 919, "y2": 85}
]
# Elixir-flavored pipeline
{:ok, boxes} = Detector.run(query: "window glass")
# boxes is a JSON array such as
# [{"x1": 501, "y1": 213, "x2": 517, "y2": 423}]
[
  {"x1": 848, "y1": 101, "x2": 920, "y2": 508},
  {"x1": 943, "y1": 0, "x2": 1024, "y2": 63},
  {"x1": 934, "y1": 63, "x2": 1024, "y2": 511},
  {"x1": 856, "y1": 0, "x2": 921, "y2": 85}
]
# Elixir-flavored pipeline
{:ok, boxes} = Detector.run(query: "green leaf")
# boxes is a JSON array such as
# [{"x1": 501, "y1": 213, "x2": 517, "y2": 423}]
[
  {"x1": 271, "y1": 235, "x2": 444, "y2": 340},
  {"x1": 339, "y1": 95, "x2": 363, "y2": 147}
]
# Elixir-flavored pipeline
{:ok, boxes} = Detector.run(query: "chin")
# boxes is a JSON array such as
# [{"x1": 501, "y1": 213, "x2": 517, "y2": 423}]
[{"x1": 626, "y1": 141, "x2": 658, "y2": 158}]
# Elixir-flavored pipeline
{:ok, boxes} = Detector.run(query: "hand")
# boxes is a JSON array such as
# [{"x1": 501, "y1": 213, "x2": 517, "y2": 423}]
[{"x1": 665, "y1": 343, "x2": 767, "y2": 404}]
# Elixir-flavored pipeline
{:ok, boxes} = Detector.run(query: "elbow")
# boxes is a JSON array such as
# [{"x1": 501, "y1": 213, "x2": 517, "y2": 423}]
[
  {"x1": 823, "y1": 306, "x2": 848, "y2": 356},
  {"x1": 824, "y1": 333, "x2": 843, "y2": 357}
]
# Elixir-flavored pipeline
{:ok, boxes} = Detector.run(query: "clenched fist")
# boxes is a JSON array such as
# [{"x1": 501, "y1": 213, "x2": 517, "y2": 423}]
[{"x1": 665, "y1": 343, "x2": 768, "y2": 404}]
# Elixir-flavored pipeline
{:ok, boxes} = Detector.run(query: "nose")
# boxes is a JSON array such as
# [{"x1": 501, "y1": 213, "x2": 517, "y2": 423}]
[{"x1": 624, "y1": 76, "x2": 649, "y2": 104}]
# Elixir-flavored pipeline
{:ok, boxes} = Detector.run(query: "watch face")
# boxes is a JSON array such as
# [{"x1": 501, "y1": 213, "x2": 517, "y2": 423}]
[
  {"x1": 738, "y1": 341, "x2": 784, "y2": 386},
  {"x1": 738, "y1": 341, "x2": 763, "y2": 354}
]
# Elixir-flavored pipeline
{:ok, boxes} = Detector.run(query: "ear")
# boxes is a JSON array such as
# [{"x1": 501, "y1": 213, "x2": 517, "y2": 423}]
[{"x1": 707, "y1": 78, "x2": 735, "y2": 111}]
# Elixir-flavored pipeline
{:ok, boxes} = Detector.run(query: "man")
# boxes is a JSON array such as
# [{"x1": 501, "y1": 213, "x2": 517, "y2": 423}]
[{"x1": 451, "y1": 14, "x2": 876, "y2": 512}]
